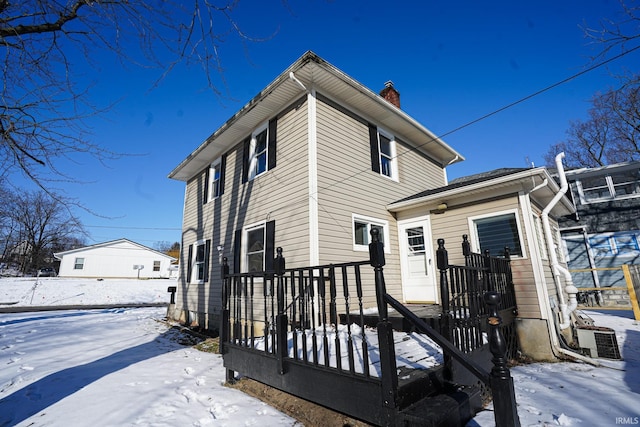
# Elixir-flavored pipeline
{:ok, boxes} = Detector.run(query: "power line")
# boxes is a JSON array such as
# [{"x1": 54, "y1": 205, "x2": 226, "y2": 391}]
[
  {"x1": 85, "y1": 225, "x2": 181, "y2": 231},
  {"x1": 425, "y1": 43, "x2": 640, "y2": 143},
  {"x1": 266, "y1": 43, "x2": 640, "y2": 219}
]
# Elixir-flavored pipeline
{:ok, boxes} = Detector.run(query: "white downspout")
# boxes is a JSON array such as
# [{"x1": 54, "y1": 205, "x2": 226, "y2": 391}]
[{"x1": 541, "y1": 152, "x2": 578, "y2": 330}]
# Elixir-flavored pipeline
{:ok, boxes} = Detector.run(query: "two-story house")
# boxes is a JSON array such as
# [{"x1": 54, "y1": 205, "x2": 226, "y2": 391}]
[{"x1": 169, "y1": 51, "x2": 577, "y2": 361}]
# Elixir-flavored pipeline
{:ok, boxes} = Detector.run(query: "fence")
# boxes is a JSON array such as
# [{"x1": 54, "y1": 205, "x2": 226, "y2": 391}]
[{"x1": 569, "y1": 265, "x2": 640, "y2": 321}]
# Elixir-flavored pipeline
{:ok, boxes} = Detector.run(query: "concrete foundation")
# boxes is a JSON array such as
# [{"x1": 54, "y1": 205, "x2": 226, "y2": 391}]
[{"x1": 516, "y1": 317, "x2": 557, "y2": 361}]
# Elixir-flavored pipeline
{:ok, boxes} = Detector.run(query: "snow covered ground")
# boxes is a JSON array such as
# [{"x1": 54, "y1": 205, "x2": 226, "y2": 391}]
[{"x1": 1, "y1": 277, "x2": 639, "y2": 426}]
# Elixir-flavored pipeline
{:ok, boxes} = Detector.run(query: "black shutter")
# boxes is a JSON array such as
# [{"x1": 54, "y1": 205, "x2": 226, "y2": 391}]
[
  {"x1": 264, "y1": 220, "x2": 276, "y2": 272},
  {"x1": 203, "y1": 240, "x2": 211, "y2": 282},
  {"x1": 268, "y1": 118, "x2": 277, "y2": 171},
  {"x1": 219, "y1": 154, "x2": 227, "y2": 196},
  {"x1": 186, "y1": 244, "x2": 193, "y2": 283},
  {"x1": 233, "y1": 229, "x2": 242, "y2": 273},
  {"x1": 203, "y1": 167, "x2": 209, "y2": 204},
  {"x1": 241, "y1": 136, "x2": 250, "y2": 184},
  {"x1": 368, "y1": 123, "x2": 380, "y2": 173}
]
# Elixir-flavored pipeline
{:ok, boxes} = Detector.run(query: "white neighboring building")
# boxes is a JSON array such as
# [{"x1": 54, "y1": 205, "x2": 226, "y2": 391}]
[{"x1": 54, "y1": 239, "x2": 176, "y2": 279}]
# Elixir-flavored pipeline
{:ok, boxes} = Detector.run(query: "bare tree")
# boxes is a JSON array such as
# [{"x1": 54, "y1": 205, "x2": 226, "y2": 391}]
[
  {"x1": 154, "y1": 240, "x2": 180, "y2": 258},
  {"x1": 544, "y1": 75, "x2": 640, "y2": 168},
  {"x1": 1, "y1": 1, "x2": 273, "y2": 189},
  {"x1": 584, "y1": 0, "x2": 640, "y2": 60},
  {"x1": 545, "y1": 1, "x2": 640, "y2": 168},
  {"x1": 8, "y1": 190, "x2": 85, "y2": 273}
]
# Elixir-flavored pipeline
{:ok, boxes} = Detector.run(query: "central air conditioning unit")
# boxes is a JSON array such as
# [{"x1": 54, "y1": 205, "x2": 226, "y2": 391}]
[{"x1": 576, "y1": 326, "x2": 621, "y2": 360}]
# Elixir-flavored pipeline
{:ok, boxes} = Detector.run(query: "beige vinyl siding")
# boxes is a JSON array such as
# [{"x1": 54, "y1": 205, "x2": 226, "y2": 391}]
[
  {"x1": 176, "y1": 100, "x2": 310, "y2": 327},
  {"x1": 414, "y1": 195, "x2": 544, "y2": 318},
  {"x1": 314, "y1": 98, "x2": 447, "y2": 306}
]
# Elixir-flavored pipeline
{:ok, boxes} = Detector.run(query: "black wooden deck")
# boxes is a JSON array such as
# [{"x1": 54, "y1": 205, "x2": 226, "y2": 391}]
[{"x1": 342, "y1": 304, "x2": 443, "y2": 332}]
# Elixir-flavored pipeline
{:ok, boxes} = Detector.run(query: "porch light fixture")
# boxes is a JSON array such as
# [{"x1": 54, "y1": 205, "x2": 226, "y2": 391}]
[{"x1": 432, "y1": 203, "x2": 448, "y2": 214}]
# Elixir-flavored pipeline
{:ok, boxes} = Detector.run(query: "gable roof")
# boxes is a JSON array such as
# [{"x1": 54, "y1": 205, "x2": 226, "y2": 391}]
[
  {"x1": 168, "y1": 51, "x2": 464, "y2": 182},
  {"x1": 387, "y1": 167, "x2": 575, "y2": 216},
  {"x1": 53, "y1": 238, "x2": 176, "y2": 260}
]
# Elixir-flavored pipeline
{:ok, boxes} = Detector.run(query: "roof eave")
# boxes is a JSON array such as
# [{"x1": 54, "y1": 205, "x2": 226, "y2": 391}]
[
  {"x1": 387, "y1": 168, "x2": 575, "y2": 216},
  {"x1": 168, "y1": 51, "x2": 465, "y2": 182}
]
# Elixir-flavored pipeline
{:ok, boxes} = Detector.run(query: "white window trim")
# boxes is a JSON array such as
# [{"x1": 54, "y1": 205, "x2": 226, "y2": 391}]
[
  {"x1": 532, "y1": 214, "x2": 548, "y2": 260},
  {"x1": 467, "y1": 209, "x2": 527, "y2": 258},
  {"x1": 208, "y1": 157, "x2": 222, "y2": 201},
  {"x1": 191, "y1": 239, "x2": 207, "y2": 284},
  {"x1": 242, "y1": 221, "x2": 267, "y2": 273},
  {"x1": 352, "y1": 214, "x2": 391, "y2": 253},
  {"x1": 248, "y1": 122, "x2": 269, "y2": 181},
  {"x1": 377, "y1": 127, "x2": 399, "y2": 182},
  {"x1": 74, "y1": 257, "x2": 85, "y2": 270}
]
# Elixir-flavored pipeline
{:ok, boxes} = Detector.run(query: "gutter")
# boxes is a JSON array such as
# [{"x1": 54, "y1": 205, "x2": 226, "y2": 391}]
[
  {"x1": 527, "y1": 154, "x2": 601, "y2": 366},
  {"x1": 541, "y1": 152, "x2": 578, "y2": 330}
]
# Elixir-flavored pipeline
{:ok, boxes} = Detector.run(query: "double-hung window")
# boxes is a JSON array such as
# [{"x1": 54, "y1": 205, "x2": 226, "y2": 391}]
[
  {"x1": 204, "y1": 155, "x2": 226, "y2": 204},
  {"x1": 153, "y1": 261, "x2": 161, "y2": 272},
  {"x1": 233, "y1": 220, "x2": 276, "y2": 273},
  {"x1": 74, "y1": 257, "x2": 85, "y2": 270},
  {"x1": 352, "y1": 214, "x2": 390, "y2": 253},
  {"x1": 187, "y1": 240, "x2": 210, "y2": 283},
  {"x1": 243, "y1": 119, "x2": 277, "y2": 183},
  {"x1": 368, "y1": 124, "x2": 398, "y2": 181},
  {"x1": 209, "y1": 158, "x2": 222, "y2": 200},
  {"x1": 250, "y1": 125, "x2": 268, "y2": 180},
  {"x1": 468, "y1": 210, "x2": 524, "y2": 257},
  {"x1": 246, "y1": 224, "x2": 266, "y2": 273}
]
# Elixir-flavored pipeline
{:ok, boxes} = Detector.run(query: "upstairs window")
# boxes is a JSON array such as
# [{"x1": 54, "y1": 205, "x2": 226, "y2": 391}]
[
  {"x1": 243, "y1": 119, "x2": 277, "y2": 183},
  {"x1": 577, "y1": 168, "x2": 640, "y2": 203},
  {"x1": 368, "y1": 124, "x2": 398, "y2": 181},
  {"x1": 252, "y1": 126, "x2": 268, "y2": 178},
  {"x1": 203, "y1": 155, "x2": 226, "y2": 204}
]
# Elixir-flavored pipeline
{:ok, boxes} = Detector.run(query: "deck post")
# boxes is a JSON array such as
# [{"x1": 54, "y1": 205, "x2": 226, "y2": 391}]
[
  {"x1": 369, "y1": 228, "x2": 398, "y2": 422},
  {"x1": 370, "y1": 228, "x2": 388, "y2": 321},
  {"x1": 275, "y1": 247, "x2": 288, "y2": 375},
  {"x1": 220, "y1": 257, "x2": 234, "y2": 383},
  {"x1": 485, "y1": 291, "x2": 520, "y2": 427},
  {"x1": 437, "y1": 238, "x2": 453, "y2": 379}
]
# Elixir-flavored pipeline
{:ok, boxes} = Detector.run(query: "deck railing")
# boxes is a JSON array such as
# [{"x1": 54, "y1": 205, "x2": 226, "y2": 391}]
[{"x1": 220, "y1": 229, "x2": 520, "y2": 427}]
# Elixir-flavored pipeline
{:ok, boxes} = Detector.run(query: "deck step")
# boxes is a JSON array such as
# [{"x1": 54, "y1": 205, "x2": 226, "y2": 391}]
[
  {"x1": 396, "y1": 366, "x2": 446, "y2": 409},
  {"x1": 398, "y1": 385, "x2": 484, "y2": 427}
]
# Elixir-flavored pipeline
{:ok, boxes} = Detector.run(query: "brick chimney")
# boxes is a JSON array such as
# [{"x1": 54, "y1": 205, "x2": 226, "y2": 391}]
[{"x1": 379, "y1": 80, "x2": 400, "y2": 108}]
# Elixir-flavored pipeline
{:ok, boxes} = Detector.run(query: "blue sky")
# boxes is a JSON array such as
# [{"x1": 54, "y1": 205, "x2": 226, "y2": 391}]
[{"x1": 21, "y1": 0, "x2": 639, "y2": 247}]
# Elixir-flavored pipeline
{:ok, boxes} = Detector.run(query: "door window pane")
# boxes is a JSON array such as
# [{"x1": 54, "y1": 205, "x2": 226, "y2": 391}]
[{"x1": 406, "y1": 227, "x2": 425, "y2": 255}]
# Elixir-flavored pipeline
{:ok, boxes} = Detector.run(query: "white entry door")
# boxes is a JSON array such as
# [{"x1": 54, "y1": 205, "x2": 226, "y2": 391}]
[{"x1": 398, "y1": 217, "x2": 437, "y2": 303}]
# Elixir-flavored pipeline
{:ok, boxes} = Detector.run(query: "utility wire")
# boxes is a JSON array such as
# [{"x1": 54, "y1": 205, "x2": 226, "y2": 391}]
[
  {"x1": 422, "y1": 43, "x2": 640, "y2": 144},
  {"x1": 266, "y1": 43, "x2": 640, "y2": 219}
]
